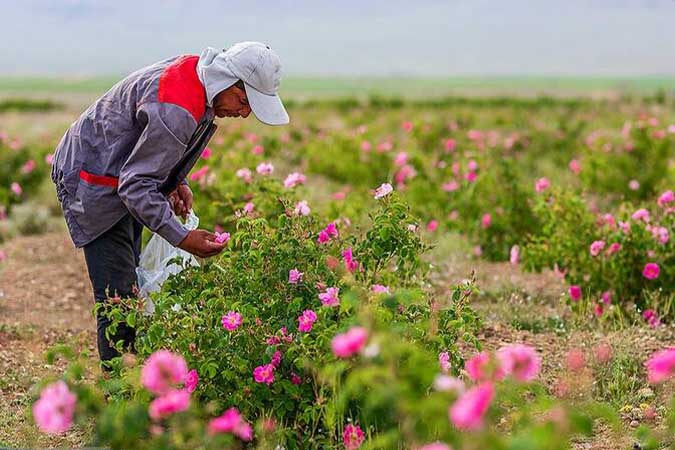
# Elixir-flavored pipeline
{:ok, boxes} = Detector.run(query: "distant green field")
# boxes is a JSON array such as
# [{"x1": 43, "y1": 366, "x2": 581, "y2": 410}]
[{"x1": 0, "y1": 75, "x2": 673, "y2": 100}]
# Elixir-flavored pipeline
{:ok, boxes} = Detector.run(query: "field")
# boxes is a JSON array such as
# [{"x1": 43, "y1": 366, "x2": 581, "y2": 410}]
[{"x1": 0, "y1": 78, "x2": 674, "y2": 449}]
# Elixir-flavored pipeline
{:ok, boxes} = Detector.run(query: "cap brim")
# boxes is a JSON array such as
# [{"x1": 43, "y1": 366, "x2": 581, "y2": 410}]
[{"x1": 244, "y1": 84, "x2": 289, "y2": 125}]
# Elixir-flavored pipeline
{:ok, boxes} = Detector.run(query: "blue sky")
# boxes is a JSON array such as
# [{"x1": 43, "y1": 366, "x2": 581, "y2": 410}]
[{"x1": 3, "y1": 0, "x2": 675, "y2": 76}]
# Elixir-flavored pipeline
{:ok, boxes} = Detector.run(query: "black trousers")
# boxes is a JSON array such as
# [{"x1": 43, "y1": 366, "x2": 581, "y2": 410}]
[{"x1": 83, "y1": 214, "x2": 143, "y2": 367}]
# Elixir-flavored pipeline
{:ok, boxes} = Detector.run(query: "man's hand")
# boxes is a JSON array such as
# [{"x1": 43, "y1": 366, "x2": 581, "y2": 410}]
[
  {"x1": 168, "y1": 184, "x2": 193, "y2": 219},
  {"x1": 177, "y1": 229, "x2": 226, "y2": 258}
]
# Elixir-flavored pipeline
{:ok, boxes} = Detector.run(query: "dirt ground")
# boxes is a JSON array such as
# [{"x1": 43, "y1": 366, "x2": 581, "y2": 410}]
[
  {"x1": 0, "y1": 231, "x2": 95, "y2": 447},
  {"x1": 0, "y1": 230, "x2": 672, "y2": 448}
]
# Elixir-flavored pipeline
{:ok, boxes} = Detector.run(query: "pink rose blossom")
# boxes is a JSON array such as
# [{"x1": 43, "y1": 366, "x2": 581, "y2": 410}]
[
  {"x1": 288, "y1": 269, "x2": 303, "y2": 284},
  {"x1": 253, "y1": 364, "x2": 275, "y2": 385},
  {"x1": 619, "y1": 221, "x2": 631, "y2": 234},
  {"x1": 401, "y1": 120, "x2": 413, "y2": 132},
  {"x1": 317, "y1": 222, "x2": 339, "y2": 243},
  {"x1": 442, "y1": 180, "x2": 460, "y2": 192},
  {"x1": 449, "y1": 383, "x2": 495, "y2": 431},
  {"x1": 241, "y1": 202, "x2": 254, "y2": 215},
  {"x1": 643, "y1": 309, "x2": 661, "y2": 328},
  {"x1": 394, "y1": 164, "x2": 417, "y2": 187},
  {"x1": 465, "y1": 351, "x2": 503, "y2": 382},
  {"x1": 568, "y1": 285, "x2": 582, "y2": 302},
  {"x1": 148, "y1": 389, "x2": 190, "y2": 420},
  {"x1": 298, "y1": 310, "x2": 317, "y2": 332},
  {"x1": 214, "y1": 231, "x2": 230, "y2": 244},
  {"x1": 45, "y1": 153, "x2": 54, "y2": 165},
  {"x1": 657, "y1": 190, "x2": 674, "y2": 207},
  {"x1": 10, "y1": 182, "x2": 22, "y2": 195},
  {"x1": 439, "y1": 351, "x2": 451, "y2": 373},
  {"x1": 208, "y1": 407, "x2": 253, "y2": 441},
  {"x1": 184, "y1": 369, "x2": 198, "y2": 393},
  {"x1": 465, "y1": 171, "x2": 477, "y2": 183},
  {"x1": 628, "y1": 179, "x2": 640, "y2": 191},
  {"x1": 141, "y1": 350, "x2": 188, "y2": 395},
  {"x1": 342, "y1": 247, "x2": 359, "y2": 273},
  {"x1": 343, "y1": 423, "x2": 365, "y2": 449},
  {"x1": 642, "y1": 262, "x2": 660, "y2": 280},
  {"x1": 496, "y1": 344, "x2": 541, "y2": 382},
  {"x1": 251, "y1": 144, "x2": 264, "y2": 155},
  {"x1": 601, "y1": 213, "x2": 616, "y2": 228},
  {"x1": 444, "y1": 138, "x2": 456, "y2": 153},
  {"x1": 593, "y1": 303, "x2": 604, "y2": 317},
  {"x1": 481, "y1": 213, "x2": 492, "y2": 229},
  {"x1": 290, "y1": 372, "x2": 302, "y2": 385},
  {"x1": 284, "y1": 172, "x2": 306, "y2": 188},
  {"x1": 32, "y1": 381, "x2": 76, "y2": 434},
  {"x1": 433, "y1": 375, "x2": 465, "y2": 394},
  {"x1": 189, "y1": 166, "x2": 209, "y2": 182},
  {"x1": 319, "y1": 287, "x2": 340, "y2": 307},
  {"x1": 509, "y1": 245, "x2": 520, "y2": 265},
  {"x1": 589, "y1": 240, "x2": 605, "y2": 256},
  {"x1": 632, "y1": 208, "x2": 650, "y2": 222},
  {"x1": 271, "y1": 350, "x2": 282, "y2": 367},
  {"x1": 236, "y1": 168, "x2": 252, "y2": 183},
  {"x1": 419, "y1": 443, "x2": 452, "y2": 450},
  {"x1": 294, "y1": 200, "x2": 311, "y2": 216},
  {"x1": 568, "y1": 159, "x2": 581, "y2": 174},
  {"x1": 371, "y1": 284, "x2": 390, "y2": 294},
  {"x1": 201, "y1": 147, "x2": 212, "y2": 159},
  {"x1": 535, "y1": 177, "x2": 550, "y2": 193},
  {"x1": 360, "y1": 140, "x2": 371, "y2": 152},
  {"x1": 651, "y1": 226, "x2": 669, "y2": 244},
  {"x1": 605, "y1": 242, "x2": 621, "y2": 256},
  {"x1": 21, "y1": 159, "x2": 36, "y2": 174},
  {"x1": 256, "y1": 162, "x2": 274, "y2": 175},
  {"x1": 601, "y1": 291, "x2": 612, "y2": 305},
  {"x1": 394, "y1": 151, "x2": 408, "y2": 166},
  {"x1": 427, "y1": 220, "x2": 439, "y2": 232},
  {"x1": 331, "y1": 327, "x2": 368, "y2": 358},
  {"x1": 645, "y1": 348, "x2": 675, "y2": 384},
  {"x1": 222, "y1": 311, "x2": 243, "y2": 331},
  {"x1": 467, "y1": 160, "x2": 478, "y2": 172}
]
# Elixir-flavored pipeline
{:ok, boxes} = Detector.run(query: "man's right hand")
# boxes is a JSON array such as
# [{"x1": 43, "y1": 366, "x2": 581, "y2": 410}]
[{"x1": 177, "y1": 229, "x2": 226, "y2": 258}]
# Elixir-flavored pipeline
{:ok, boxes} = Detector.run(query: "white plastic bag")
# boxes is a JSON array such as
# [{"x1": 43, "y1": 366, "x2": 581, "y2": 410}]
[{"x1": 137, "y1": 211, "x2": 200, "y2": 313}]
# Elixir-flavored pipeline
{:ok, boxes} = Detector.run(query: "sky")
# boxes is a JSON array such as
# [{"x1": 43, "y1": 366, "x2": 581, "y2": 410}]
[{"x1": 2, "y1": 0, "x2": 675, "y2": 77}]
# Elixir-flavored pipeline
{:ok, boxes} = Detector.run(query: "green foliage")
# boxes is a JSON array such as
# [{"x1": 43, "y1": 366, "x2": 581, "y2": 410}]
[{"x1": 522, "y1": 189, "x2": 674, "y2": 320}]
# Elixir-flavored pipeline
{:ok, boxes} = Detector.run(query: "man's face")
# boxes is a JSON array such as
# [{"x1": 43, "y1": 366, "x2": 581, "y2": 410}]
[{"x1": 213, "y1": 81, "x2": 252, "y2": 119}]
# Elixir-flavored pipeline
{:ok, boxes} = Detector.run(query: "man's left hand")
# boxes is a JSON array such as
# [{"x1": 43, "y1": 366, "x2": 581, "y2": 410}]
[{"x1": 168, "y1": 184, "x2": 193, "y2": 219}]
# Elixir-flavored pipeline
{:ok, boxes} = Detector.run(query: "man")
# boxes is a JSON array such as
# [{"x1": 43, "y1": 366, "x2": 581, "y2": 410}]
[{"x1": 51, "y1": 42, "x2": 289, "y2": 368}]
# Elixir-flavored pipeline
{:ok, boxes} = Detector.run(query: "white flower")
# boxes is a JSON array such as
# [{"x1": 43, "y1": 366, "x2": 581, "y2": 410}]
[{"x1": 373, "y1": 183, "x2": 393, "y2": 199}]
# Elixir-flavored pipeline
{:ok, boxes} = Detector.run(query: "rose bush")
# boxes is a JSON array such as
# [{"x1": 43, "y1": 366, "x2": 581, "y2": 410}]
[{"x1": 522, "y1": 189, "x2": 674, "y2": 322}]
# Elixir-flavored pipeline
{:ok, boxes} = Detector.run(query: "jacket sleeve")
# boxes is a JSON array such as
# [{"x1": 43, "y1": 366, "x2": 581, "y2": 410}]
[{"x1": 118, "y1": 102, "x2": 197, "y2": 246}]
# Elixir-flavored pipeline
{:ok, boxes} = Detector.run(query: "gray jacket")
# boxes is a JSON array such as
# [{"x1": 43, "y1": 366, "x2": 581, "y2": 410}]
[{"x1": 51, "y1": 55, "x2": 217, "y2": 248}]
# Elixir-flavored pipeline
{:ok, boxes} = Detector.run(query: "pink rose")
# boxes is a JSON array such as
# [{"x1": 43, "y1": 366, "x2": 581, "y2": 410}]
[
  {"x1": 331, "y1": 327, "x2": 368, "y2": 358},
  {"x1": 32, "y1": 381, "x2": 76, "y2": 434},
  {"x1": 449, "y1": 383, "x2": 495, "y2": 430},
  {"x1": 141, "y1": 350, "x2": 188, "y2": 395}
]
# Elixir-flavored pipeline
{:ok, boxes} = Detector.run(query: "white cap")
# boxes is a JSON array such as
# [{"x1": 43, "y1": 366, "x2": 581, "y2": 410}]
[{"x1": 223, "y1": 42, "x2": 289, "y2": 126}]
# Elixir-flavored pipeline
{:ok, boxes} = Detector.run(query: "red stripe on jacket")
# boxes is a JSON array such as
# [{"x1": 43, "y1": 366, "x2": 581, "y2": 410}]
[
  {"x1": 157, "y1": 55, "x2": 206, "y2": 123},
  {"x1": 79, "y1": 170, "x2": 119, "y2": 188}
]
